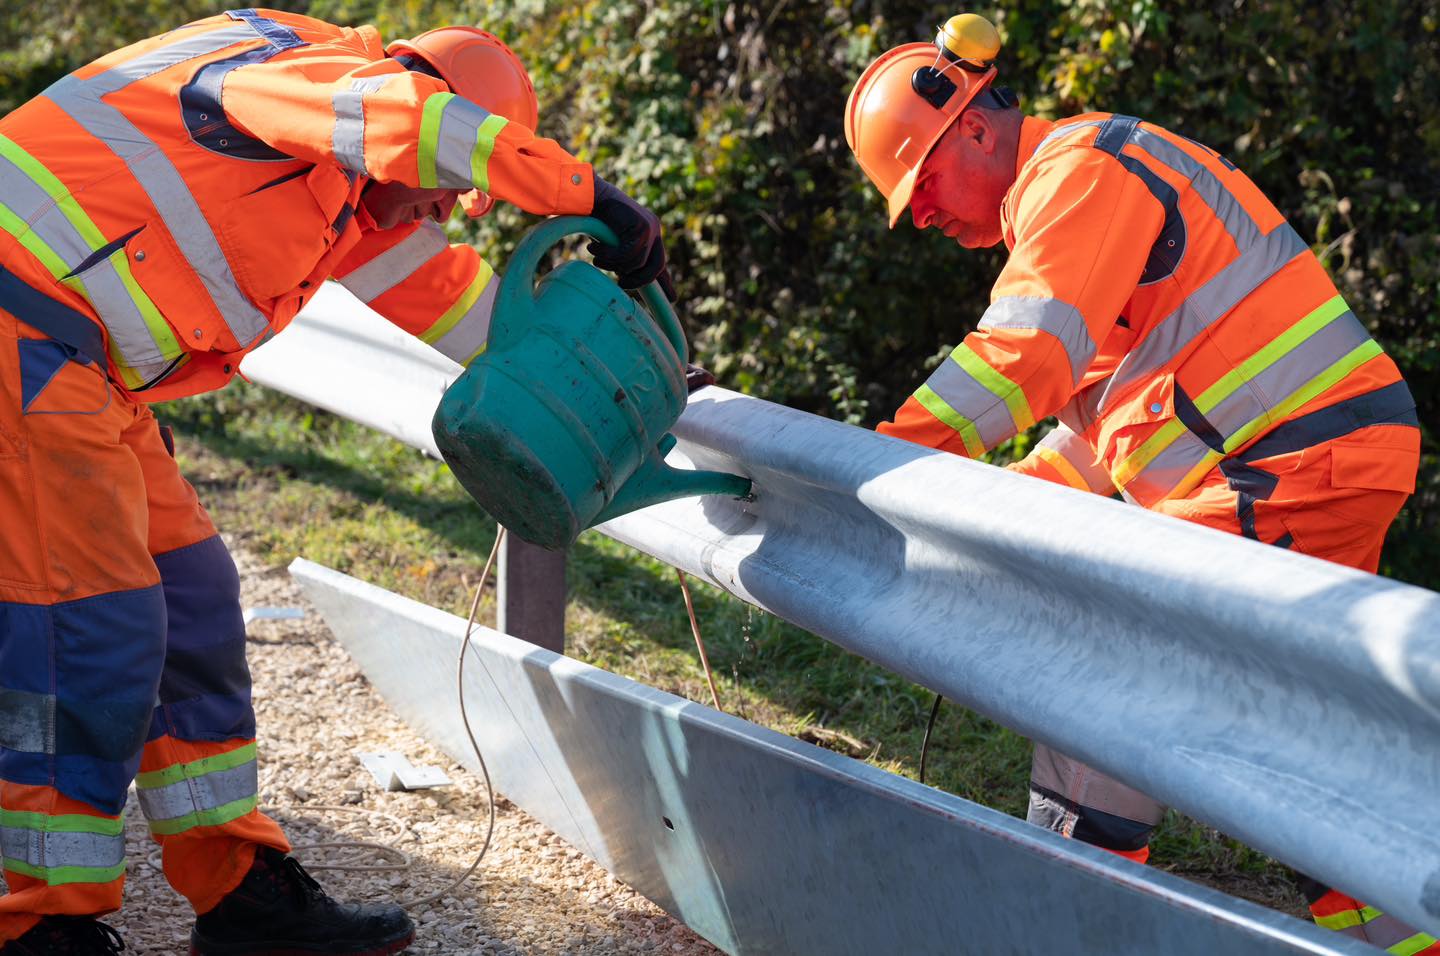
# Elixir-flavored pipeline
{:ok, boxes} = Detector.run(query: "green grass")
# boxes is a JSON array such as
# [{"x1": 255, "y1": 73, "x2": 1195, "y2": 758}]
[{"x1": 158, "y1": 382, "x2": 1306, "y2": 916}]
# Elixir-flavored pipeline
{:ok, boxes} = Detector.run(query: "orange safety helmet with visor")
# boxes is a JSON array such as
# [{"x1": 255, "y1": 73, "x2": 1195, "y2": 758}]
[
  {"x1": 844, "y1": 13, "x2": 1005, "y2": 226},
  {"x1": 386, "y1": 26, "x2": 540, "y2": 218}
]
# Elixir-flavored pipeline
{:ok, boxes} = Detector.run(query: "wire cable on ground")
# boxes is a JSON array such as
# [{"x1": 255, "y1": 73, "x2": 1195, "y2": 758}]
[
  {"x1": 676, "y1": 570, "x2": 722, "y2": 710},
  {"x1": 395, "y1": 526, "x2": 506, "y2": 909},
  {"x1": 919, "y1": 693, "x2": 944, "y2": 786},
  {"x1": 248, "y1": 529, "x2": 506, "y2": 910}
]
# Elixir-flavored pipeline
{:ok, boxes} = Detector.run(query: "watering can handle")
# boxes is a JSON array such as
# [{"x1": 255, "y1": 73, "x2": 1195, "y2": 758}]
[{"x1": 498, "y1": 215, "x2": 688, "y2": 362}]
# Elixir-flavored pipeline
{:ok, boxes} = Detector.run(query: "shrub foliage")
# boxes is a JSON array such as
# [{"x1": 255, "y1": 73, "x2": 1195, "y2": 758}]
[{"x1": 4, "y1": 0, "x2": 1436, "y2": 584}]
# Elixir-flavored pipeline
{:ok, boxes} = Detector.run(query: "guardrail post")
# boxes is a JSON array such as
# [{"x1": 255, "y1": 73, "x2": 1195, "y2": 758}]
[{"x1": 496, "y1": 534, "x2": 567, "y2": 654}]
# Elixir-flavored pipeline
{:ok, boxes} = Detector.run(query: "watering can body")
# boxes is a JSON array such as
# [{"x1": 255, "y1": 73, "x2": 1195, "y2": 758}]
[{"x1": 432, "y1": 216, "x2": 751, "y2": 550}]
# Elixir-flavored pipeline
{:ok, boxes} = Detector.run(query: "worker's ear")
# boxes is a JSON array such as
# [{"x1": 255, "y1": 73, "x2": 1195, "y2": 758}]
[{"x1": 962, "y1": 111, "x2": 997, "y2": 156}]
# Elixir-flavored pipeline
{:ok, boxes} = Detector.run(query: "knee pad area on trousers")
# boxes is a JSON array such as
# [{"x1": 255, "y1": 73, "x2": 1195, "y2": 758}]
[
  {"x1": 1029, "y1": 783, "x2": 1157, "y2": 852},
  {"x1": 0, "y1": 586, "x2": 167, "y2": 814},
  {"x1": 147, "y1": 535, "x2": 256, "y2": 743}
]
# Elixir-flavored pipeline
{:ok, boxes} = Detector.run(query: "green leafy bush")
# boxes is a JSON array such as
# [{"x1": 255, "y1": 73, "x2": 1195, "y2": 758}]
[{"x1": 5, "y1": 0, "x2": 1436, "y2": 585}]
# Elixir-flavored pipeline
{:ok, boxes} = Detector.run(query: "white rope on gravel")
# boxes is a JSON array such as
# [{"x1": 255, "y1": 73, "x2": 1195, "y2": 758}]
[{"x1": 153, "y1": 531, "x2": 509, "y2": 910}]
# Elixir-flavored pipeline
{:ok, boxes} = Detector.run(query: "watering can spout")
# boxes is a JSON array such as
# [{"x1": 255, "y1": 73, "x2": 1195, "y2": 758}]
[{"x1": 592, "y1": 443, "x2": 753, "y2": 527}]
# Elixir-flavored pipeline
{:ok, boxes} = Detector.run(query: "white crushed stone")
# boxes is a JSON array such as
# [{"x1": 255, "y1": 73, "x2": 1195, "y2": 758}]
[{"x1": 5, "y1": 545, "x2": 720, "y2": 955}]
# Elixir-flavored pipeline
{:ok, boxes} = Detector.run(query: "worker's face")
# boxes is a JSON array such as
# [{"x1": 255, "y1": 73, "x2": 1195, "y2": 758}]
[
  {"x1": 908, "y1": 112, "x2": 1010, "y2": 249},
  {"x1": 361, "y1": 181, "x2": 463, "y2": 230}
]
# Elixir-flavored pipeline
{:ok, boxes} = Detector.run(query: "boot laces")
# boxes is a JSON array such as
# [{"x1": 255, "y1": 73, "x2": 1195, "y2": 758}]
[{"x1": 274, "y1": 854, "x2": 326, "y2": 907}]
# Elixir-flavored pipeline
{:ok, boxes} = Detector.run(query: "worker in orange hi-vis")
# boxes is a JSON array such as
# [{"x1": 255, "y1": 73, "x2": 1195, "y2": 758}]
[
  {"x1": 847, "y1": 12, "x2": 1431, "y2": 955},
  {"x1": 0, "y1": 11, "x2": 671, "y2": 956}
]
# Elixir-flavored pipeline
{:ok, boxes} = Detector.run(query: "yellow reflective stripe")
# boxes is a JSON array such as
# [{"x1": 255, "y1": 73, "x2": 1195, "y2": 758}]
[
  {"x1": 953, "y1": 344, "x2": 1036, "y2": 432},
  {"x1": 1314, "y1": 906, "x2": 1385, "y2": 931},
  {"x1": 459, "y1": 341, "x2": 489, "y2": 366},
  {"x1": 0, "y1": 810, "x2": 122, "y2": 836},
  {"x1": 3, "y1": 859, "x2": 125, "y2": 886},
  {"x1": 470, "y1": 115, "x2": 509, "y2": 194},
  {"x1": 420, "y1": 262, "x2": 491, "y2": 346},
  {"x1": 1033, "y1": 445, "x2": 1089, "y2": 491},
  {"x1": 0, "y1": 203, "x2": 70, "y2": 279},
  {"x1": 1192, "y1": 295, "x2": 1349, "y2": 420},
  {"x1": 1110, "y1": 295, "x2": 1367, "y2": 489},
  {"x1": 1220, "y1": 340, "x2": 1383, "y2": 454},
  {"x1": 915, "y1": 384, "x2": 986, "y2": 458},
  {"x1": 1111, "y1": 418, "x2": 1186, "y2": 488},
  {"x1": 145, "y1": 795, "x2": 257, "y2": 836},
  {"x1": 134, "y1": 742, "x2": 256, "y2": 789},
  {"x1": 0, "y1": 134, "x2": 106, "y2": 247},
  {"x1": 0, "y1": 135, "x2": 181, "y2": 363},
  {"x1": 1390, "y1": 932, "x2": 1440, "y2": 955},
  {"x1": 417, "y1": 93, "x2": 453, "y2": 189}
]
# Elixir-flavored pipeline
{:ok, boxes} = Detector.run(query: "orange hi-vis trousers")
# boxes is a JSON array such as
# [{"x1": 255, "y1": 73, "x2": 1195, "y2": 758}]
[
  {"x1": 1024, "y1": 408, "x2": 1433, "y2": 953},
  {"x1": 0, "y1": 267, "x2": 288, "y2": 942}
]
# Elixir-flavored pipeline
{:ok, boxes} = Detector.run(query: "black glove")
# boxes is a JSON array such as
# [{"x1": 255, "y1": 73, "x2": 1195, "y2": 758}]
[{"x1": 588, "y1": 177, "x2": 672, "y2": 295}]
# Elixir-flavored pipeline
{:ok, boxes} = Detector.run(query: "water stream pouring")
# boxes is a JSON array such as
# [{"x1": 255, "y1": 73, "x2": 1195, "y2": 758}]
[{"x1": 432, "y1": 216, "x2": 753, "y2": 550}]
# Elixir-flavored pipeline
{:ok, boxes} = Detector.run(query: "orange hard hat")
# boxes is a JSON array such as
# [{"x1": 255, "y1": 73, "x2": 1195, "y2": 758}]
[
  {"x1": 387, "y1": 27, "x2": 539, "y2": 129},
  {"x1": 845, "y1": 14, "x2": 1001, "y2": 227},
  {"x1": 387, "y1": 27, "x2": 539, "y2": 217}
]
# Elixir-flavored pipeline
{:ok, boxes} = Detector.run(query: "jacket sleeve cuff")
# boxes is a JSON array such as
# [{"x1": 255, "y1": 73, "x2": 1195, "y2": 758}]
[{"x1": 553, "y1": 163, "x2": 595, "y2": 215}]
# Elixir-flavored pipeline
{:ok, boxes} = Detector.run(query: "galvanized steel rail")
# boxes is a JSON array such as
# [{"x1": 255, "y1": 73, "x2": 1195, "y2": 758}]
[
  {"x1": 293, "y1": 558, "x2": 1371, "y2": 956},
  {"x1": 244, "y1": 283, "x2": 1440, "y2": 936}
]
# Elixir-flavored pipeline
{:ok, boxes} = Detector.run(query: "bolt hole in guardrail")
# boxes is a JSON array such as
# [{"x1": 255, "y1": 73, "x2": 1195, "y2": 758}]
[{"x1": 662, "y1": 816, "x2": 676, "y2": 831}]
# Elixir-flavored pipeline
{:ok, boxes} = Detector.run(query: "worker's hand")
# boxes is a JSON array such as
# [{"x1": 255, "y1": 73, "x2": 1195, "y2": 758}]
[{"x1": 588, "y1": 177, "x2": 670, "y2": 292}]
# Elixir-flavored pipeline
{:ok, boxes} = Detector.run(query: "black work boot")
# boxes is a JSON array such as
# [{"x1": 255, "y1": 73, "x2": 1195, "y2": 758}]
[
  {"x1": 189, "y1": 847, "x2": 415, "y2": 956},
  {"x1": 0, "y1": 916, "x2": 125, "y2": 954}
]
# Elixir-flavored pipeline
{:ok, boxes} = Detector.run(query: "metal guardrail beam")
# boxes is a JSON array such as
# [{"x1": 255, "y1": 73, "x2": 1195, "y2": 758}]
[
  {"x1": 246, "y1": 284, "x2": 1440, "y2": 934},
  {"x1": 291, "y1": 558, "x2": 1370, "y2": 956}
]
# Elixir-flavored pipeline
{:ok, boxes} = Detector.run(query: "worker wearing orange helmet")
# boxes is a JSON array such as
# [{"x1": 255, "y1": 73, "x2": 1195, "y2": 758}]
[
  {"x1": 847, "y1": 13, "x2": 1431, "y2": 954},
  {"x1": 0, "y1": 9, "x2": 671, "y2": 955}
]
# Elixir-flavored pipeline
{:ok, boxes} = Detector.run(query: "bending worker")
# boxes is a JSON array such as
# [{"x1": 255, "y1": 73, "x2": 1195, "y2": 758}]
[
  {"x1": 846, "y1": 13, "x2": 1430, "y2": 954},
  {"x1": 0, "y1": 10, "x2": 668, "y2": 956}
]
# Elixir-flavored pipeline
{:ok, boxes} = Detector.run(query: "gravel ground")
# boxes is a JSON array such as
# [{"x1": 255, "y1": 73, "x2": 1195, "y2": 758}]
[{"x1": 4, "y1": 544, "x2": 721, "y2": 955}]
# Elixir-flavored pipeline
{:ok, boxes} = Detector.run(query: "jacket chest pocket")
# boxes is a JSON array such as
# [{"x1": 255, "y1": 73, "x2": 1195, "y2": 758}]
[{"x1": 217, "y1": 165, "x2": 354, "y2": 304}]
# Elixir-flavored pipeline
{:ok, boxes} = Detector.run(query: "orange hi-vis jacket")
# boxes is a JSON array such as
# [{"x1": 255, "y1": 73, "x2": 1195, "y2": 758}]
[
  {"x1": 879, "y1": 113, "x2": 1413, "y2": 508},
  {"x1": 0, "y1": 8, "x2": 594, "y2": 400}
]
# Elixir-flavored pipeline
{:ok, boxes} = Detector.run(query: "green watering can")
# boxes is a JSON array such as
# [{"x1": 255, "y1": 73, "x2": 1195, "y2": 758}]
[{"x1": 432, "y1": 216, "x2": 752, "y2": 550}]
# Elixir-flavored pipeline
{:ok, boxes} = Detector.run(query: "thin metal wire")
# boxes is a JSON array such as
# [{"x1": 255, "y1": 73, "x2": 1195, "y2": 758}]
[
  {"x1": 918, "y1": 693, "x2": 944, "y2": 786},
  {"x1": 677, "y1": 570, "x2": 722, "y2": 711},
  {"x1": 397, "y1": 526, "x2": 506, "y2": 909}
]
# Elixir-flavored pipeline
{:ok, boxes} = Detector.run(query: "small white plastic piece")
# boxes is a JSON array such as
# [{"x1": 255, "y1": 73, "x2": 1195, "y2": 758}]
[
  {"x1": 242, "y1": 606, "x2": 307, "y2": 626},
  {"x1": 356, "y1": 751, "x2": 452, "y2": 792}
]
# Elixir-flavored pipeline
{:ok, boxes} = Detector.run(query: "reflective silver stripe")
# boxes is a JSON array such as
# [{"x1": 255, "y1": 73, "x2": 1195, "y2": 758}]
[
  {"x1": 81, "y1": 258, "x2": 174, "y2": 367},
  {"x1": 1204, "y1": 308, "x2": 1372, "y2": 440},
  {"x1": 0, "y1": 824, "x2": 125, "y2": 871},
  {"x1": 81, "y1": 25, "x2": 258, "y2": 93},
  {"x1": 1099, "y1": 224, "x2": 1309, "y2": 412},
  {"x1": 1055, "y1": 381, "x2": 1104, "y2": 436},
  {"x1": 1128, "y1": 127, "x2": 1261, "y2": 253},
  {"x1": 338, "y1": 221, "x2": 450, "y2": 303},
  {"x1": 924, "y1": 355, "x2": 1017, "y2": 451},
  {"x1": 432, "y1": 97, "x2": 494, "y2": 190},
  {"x1": 45, "y1": 29, "x2": 272, "y2": 350},
  {"x1": 0, "y1": 158, "x2": 93, "y2": 267},
  {"x1": 1035, "y1": 119, "x2": 1104, "y2": 153},
  {"x1": 1122, "y1": 430, "x2": 1213, "y2": 506},
  {"x1": 135, "y1": 760, "x2": 258, "y2": 822},
  {"x1": 1036, "y1": 425, "x2": 1112, "y2": 494},
  {"x1": 431, "y1": 271, "x2": 499, "y2": 364},
  {"x1": 978, "y1": 295, "x2": 1094, "y2": 388},
  {"x1": 0, "y1": 689, "x2": 56, "y2": 754},
  {"x1": 331, "y1": 76, "x2": 390, "y2": 177}
]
